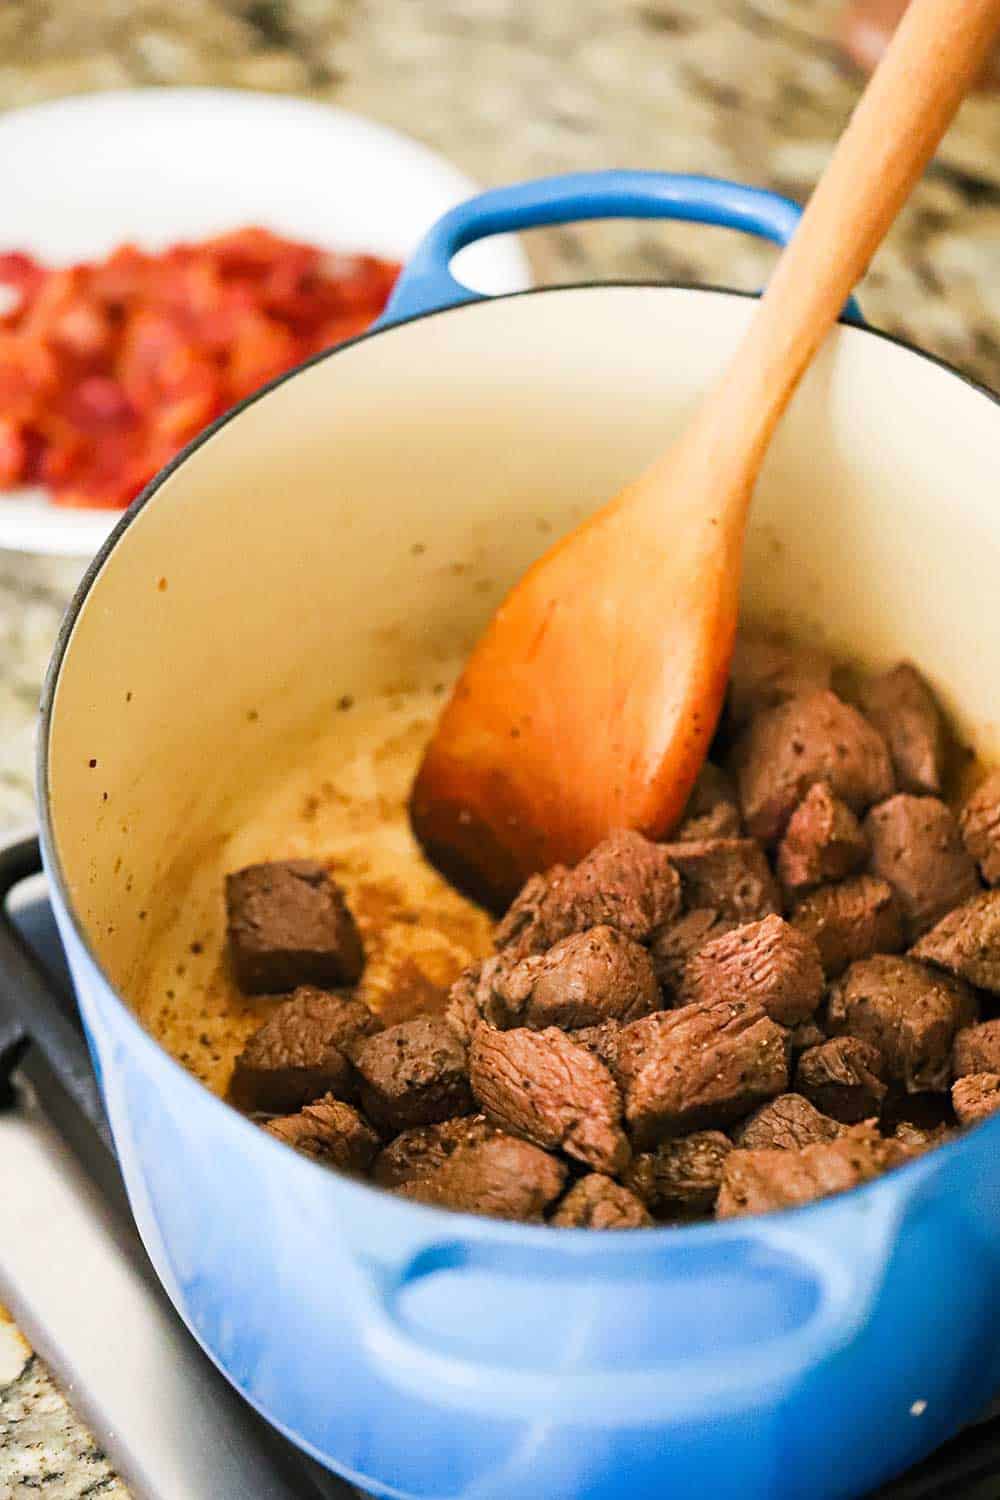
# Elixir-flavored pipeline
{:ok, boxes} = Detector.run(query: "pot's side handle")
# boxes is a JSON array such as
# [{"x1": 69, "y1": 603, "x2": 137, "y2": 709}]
[{"x1": 379, "y1": 171, "x2": 865, "y2": 329}]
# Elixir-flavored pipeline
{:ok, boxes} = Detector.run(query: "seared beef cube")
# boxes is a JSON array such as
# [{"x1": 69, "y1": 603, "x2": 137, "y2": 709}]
[
  {"x1": 828, "y1": 955, "x2": 977, "y2": 1093},
  {"x1": 264, "y1": 1096, "x2": 379, "y2": 1173},
  {"x1": 795, "y1": 1037, "x2": 886, "y2": 1123},
  {"x1": 660, "y1": 839, "x2": 781, "y2": 925},
  {"x1": 791, "y1": 875, "x2": 904, "y2": 977},
  {"x1": 679, "y1": 914, "x2": 824, "y2": 1026},
  {"x1": 230, "y1": 986, "x2": 380, "y2": 1113},
  {"x1": 480, "y1": 926, "x2": 660, "y2": 1031},
  {"x1": 857, "y1": 662, "x2": 946, "y2": 797},
  {"x1": 960, "y1": 771, "x2": 1000, "y2": 886},
  {"x1": 776, "y1": 783, "x2": 869, "y2": 897},
  {"x1": 616, "y1": 1001, "x2": 788, "y2": 1148},
  {"x1": 953, "y1": 1019, "x2": 1000, "y2": 1079},
  {"x1": 734, "y1": 690, "x2": 894, "y2": 844},
  {"x1": 352, "y1": 1017, "x2": 473, "y2": 1133},
  {"x1": 400, "y1": 1134, "x2": 566, "y2": 1221},
  {"x1": 226, "y1": 860, "x2": 364, "y2": 994},
  {"x1": 952, "y1": 1073, "x2": 1000, "y2": 1127},
  {"x1": 865, "y1": 795, "x2": 979, "y2": 940},
  {"x1": 733, "y1": 1093, "x2": 843, "y2": 1151},
  {"x1": 650, "y1": 908, "x2": 736, "y2": 995},
  {"x1": 676, "y1": 763, "x2": 742, "y2": 841},
  {"x1": 728, "y1": 633, "x2": 834, "y2": 729},
  {"x1": 911, "y1": 890, "x2": 1000, "y2": 994},
  {"x1": 494, "y1": 831, "x2": 680, "y2": 958},
  {"x1": 445, "y1": 961, "x2": 484, "y2": 1043},
  {"x1": 569, "y1": 1019, "x2": 624, "y2": 1075},
  {"x1": 550, "y1": 1174, "x2": 653, "y2": 1229},
  {"x1": 624, "y1": 1131, "x2": 732, "y2": 1217},
  {"x1": 469, "y1": 1025, "x2": 629, "y2": 1174},
  {"x1": 788, "y1": 1019, "x2": 827, "y2": 1058},
  {"x1": 716, "y1": 1123, "x2": 911, "y2": 1219},
  {"x1": 373, "y1": 1115, "x2": 492, "y2": 1190}
]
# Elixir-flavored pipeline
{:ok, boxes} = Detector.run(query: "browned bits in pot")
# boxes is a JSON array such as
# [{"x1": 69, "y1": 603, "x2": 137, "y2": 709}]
[
  {"x1": 400, "y1": 1134, "x2": 566, "y2": 1221},
  {"x1": 660, "y1": 838, "x2": 781, "y2": 925},
  {"x1": 959, "y1": 770, "x2": 1000, "y2": 886},
  {"x1": 230, "y1": 985, "x2": 380, "y2": 1113},
  {"x1": 264, "y1": 1096, "x2": 379, "y2": 1174},
  {"x1": 857, "y1": 662, "x2": 947, "y2": 797},
  {"x1": 795, "y1": 1036, "x2": 887, "y2": 1124},
  {"x1": 865, "y1": 794, "x2": 980, "y2": 940},
  {"x1": 679, "y1": 914, "x2": 824, "y2": 1026},
  {"x1": 226, "y1": 859, "x2": 365, "y2": 994},
  {"x1": 550, "y1": 1173, "x2": 653, "y2": 1229},
  {"x1": 791, "y1": 874, "x2": 904, "y2": 977},
  {"x1": 911, "y1": 889, "x2": 1000, "y2": 994},
  {"x1": 733, "y1": 1093, "x2": 844, "y2": 1152},
  {"x1": 776, "y1": 782, "x2": 869, "y2": 897},
  {"x1": 716, "y1": 1123, "x2": 913, "y2": 1219},
  {"x1": 352, "y1": 1017, "x2": 473, "y2": 1134}
]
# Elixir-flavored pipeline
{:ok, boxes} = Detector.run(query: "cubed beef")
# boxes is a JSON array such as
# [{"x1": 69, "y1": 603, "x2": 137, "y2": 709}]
[
  {"x1": 616, "y1": 1001, "x2": 788, "y2": 1148},
  {"x1": 226, "y1": 860, "x2": 364, "y2": 994},
  {"x1": 960, "y1": 771, "x2": 1000, "y2": 886},
  {"x1": 649, "y1": 909, "x2": 736, "y2": 995},
  {"x1": 911, "y1": 890, "x2": 1000, "y2": 994},
  {"x1": 229, "y1": 986, "x2": 380, "y2": 1113},
  {"x1": 676, "y1": 763, "x2": 742, "y2": 841},
  {"x1": 734, "y1": 690, "x2": 894, "y2": 844},
  {"x1": 893, "y1": 1120, "x2": 956, "y2": 1152},
  {"x1": 865, "y1": 795, "x2": 979, "y2": 940},
  {"x1": 264, "y1": 1096, "x2": 379, "y2": 1173},
  {"x1": 728, "y1": 633, "x2": 834, "y2": 729},
  {"x1": 733, "y1": 1093, "x2": 843, "y2": 1151},
  {"x1": 352, "y1": 1017, "x2": 473, "y2": 1133},
  {"x1": 828, "y1": 955, "x2": 977, "y2": 1093},
  {"x1": 469, "y1": 1025, "x2": 629, "y2": 1174},
  {"x1": 795, "y1": 1036, "x2": 886, "y2": 1122},
  {"x1": 952, "y1": 1073, "x2": 1000, "y2": 1128},
  {"x1": 400, "y1": 1134, "x2": 566, "y2": 1221},
  {"x1": 953, "y1": 1019, "x2": 1000, "y2": 1079},
  {"x1": 373, "y1": 1115, "x2": 493, "y2": 1189},
  {"x1": 569, "y1": 1019, "x2": 624, "y2": 1075},
  {"x1": 550, "y1": 1174, "x2": 653, "y2": 1229},
  {"x1": 716, "y1": 1123, "x2": 911, "y2": 1219},
  {"x1": 445, "y1": 961, "x2": 484, "y2": 1043},
  {"x1": 791, "y1": 875, "x2": 904, "y2": 976},
  {"x1": 624, "y1": 1131, "x2": 732, "y2": 1217},
  {"x1": 494, "y1": 831, "x2": 681, "y2": 958},
  {"x1": 776, "y1": 783, "x2": 869, "y2": 897},
  {"x1": 857, "y1": 663, "x2": 946, "y2": 797},
  {"x1": 679, "y1": 915, "x2": 824, "y2": 1026},
  {"x1": 479, "y1": 926, "x2": 660, "y2": 1031},
  {"x1": 788, "y1": 1019, "x2": 827, "y2": 1058},
  {"x1": 660, "y1": 839, "x2": 781, "y2": 925}
]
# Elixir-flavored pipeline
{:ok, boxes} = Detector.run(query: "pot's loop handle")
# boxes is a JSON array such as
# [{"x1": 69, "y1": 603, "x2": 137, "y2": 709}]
[{"x1": 380, "y1": 170, "x2": 865, "y2": 328}]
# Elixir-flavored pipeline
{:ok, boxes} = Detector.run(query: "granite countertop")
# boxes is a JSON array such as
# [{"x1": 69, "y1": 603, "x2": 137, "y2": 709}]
[{"x1": 0, "y1": 0, "x2": 998, "y2": 1493}]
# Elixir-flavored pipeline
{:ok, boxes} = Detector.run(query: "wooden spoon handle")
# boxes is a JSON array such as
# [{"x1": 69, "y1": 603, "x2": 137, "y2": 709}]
[{"x1": 715, "y1": 0, "x2": 1000, "y2": 468}]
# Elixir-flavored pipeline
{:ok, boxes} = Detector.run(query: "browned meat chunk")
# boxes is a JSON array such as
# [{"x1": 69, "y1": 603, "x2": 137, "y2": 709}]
[
  {"x1": 857, "y1": 663, "x2": 946, "y2": 797},
  {"x1": 953, "y1": 1019, "x2": 1000, "y2": 1079},
  {"x1": 616, "y1": 1001, "x2": 788, "y2": 1148},
  {"x1": 728, "y1": 633, "x2": 834, "y2": 729},
  {"x1": 230, "y1": 986, "x2": 380, "y2": 1113},
  {"x1": 226, "y1": 860, "x2": 364, "y2": 994},
  {"x1": 795, "y1": 1036, "x2": 887, "y2": 1123},
  {"x1": 400, "y1": 1134, "x2": 566, "y2": 1221},
  {"x1": 733, "y1": 1093, "x2": 843, "y2": 1151},
  {"x1": 791, "y1": 875, "x2": 904, "y2": 977},
  {"x1": 624, "y1": 1131, "x2": 732, "y2": 1217},
  {"x1": 649, "y1": 909, "x2": 736, "y2": 995},
  {"x1": 264, "y1": 1096, "x2": 379, "y2": 1173},
  {"x1": 352, "y1": 1017, "x2": 473, "y2": 1133},
  {"x1": 494, "y1": 831, "x2": 681, "y2": 957},
  {"x1": 660, "y1": 839, "x2": 781, "y2": 925},
  {"x1": 469, "y1": 1025, "x2": 629, "y2": 1174},
  {"x1": 373, "y1": 1115, "x2": 492, "y2": 1189},
  {"x1": 911, "y1": 890, "x2": 1000, "y2": 995},
  {"x1": 776, "y1": 783, "x2": 868, "y2": 897},
  {"x1": 445, "y1": 961, "x2": 483, "y2": 1043},
  {"x1": 679, "y1": 915, "x2": 824, "y2": 1026},
  {"x1": 676, "y1": 763, "x2": 742, "y2": 841},
  {"x1": 550, "y1": 1174, "x2": 653, "y2": 1229},
  {"x1": 865, "y1": 795, "x2": 979, "y2": 940},
  {"x1": 734, "y1": 690, "x2": 894, "y2": 844},
  {"x1": 716, "y1": 1123, "x2": 911, "y2": 1219},
  {"x1": 960, "y1": 771, "x2": 1000, "y2": 886},
  {"x1": 828, "y1": 955, "x2": 977, "y2": 1093},
  {"x1": 568, "y1": 1019, "x2": 624, "y2": 1074},
  {"x1": 479, "y1": 926, "x2": 660, "y2": 1031},
  {"x1": 952, "y1": 1073, "x2": 1000, "y2": 1127},
  {"x1": 788, "y1": 1019, "x2": 827, "y2": 1058},
  {"x1": 893, "y1": 1120, "x2": 956, "y2": 1152}
]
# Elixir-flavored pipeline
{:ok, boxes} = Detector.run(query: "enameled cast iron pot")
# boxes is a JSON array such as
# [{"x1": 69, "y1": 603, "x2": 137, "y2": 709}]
[{"x1": 38, "y1": 173, "x2": 1000, "y2": 1500}]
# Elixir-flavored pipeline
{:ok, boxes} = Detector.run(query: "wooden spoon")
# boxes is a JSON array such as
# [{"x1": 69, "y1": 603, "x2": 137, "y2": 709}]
[{"x1": 410, "y1": 0, "x2": 1000, "y2": 912}]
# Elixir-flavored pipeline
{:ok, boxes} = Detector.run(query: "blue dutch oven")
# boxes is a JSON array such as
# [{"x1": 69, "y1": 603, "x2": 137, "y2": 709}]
[{"x1": 38, "y1": 173, "x2": 1000, "y2": 1499}]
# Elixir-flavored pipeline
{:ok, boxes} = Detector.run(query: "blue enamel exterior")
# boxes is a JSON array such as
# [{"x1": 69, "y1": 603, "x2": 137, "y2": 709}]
[{"x1": 38, "y1": 173, "x2": 1000, "y2": 1499}]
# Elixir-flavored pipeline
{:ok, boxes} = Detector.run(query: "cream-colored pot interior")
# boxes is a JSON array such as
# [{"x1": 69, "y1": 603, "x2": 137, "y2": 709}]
[{"x1": 45, "y1": 285, "x2": 1000, "y2": 1080}]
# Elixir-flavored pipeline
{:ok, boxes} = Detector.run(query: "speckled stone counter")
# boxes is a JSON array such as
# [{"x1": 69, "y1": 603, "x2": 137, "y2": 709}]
[{"x1": 0, "y1": 0, "x2": 997, "y2": 1490}]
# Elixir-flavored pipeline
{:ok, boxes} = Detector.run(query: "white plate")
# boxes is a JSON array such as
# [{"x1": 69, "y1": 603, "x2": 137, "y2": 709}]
[{"x1": 0, "y1": 88, "x2": 530, "y2": 557}]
